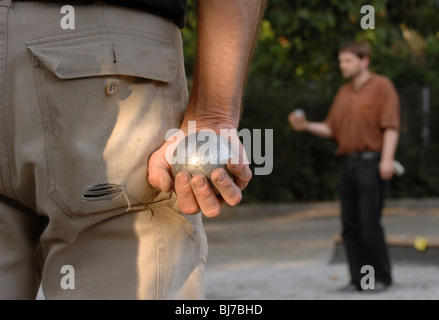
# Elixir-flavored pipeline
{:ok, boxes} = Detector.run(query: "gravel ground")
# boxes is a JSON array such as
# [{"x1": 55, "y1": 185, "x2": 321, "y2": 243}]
[{"x1": 203, "y1": 199, "x2": 439, "y2": 300}]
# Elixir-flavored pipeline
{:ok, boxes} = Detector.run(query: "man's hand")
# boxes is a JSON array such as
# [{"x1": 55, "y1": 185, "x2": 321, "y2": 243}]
[
  {"x1": 147, "y1": 0, "x2": 265, "y2": 218},
  {"x1": 148, "y1": 126, "x2": 252, "y2": 218},
  {"x1": 380, "y1": 128, "x2": 399, "y2": 180},
  {"x1": 288, "y1": 111, "x2": 308, "y2": 131},
  {"x1": 288, "y1": 111, "x2": 334, "y2": 139},
  {"x1": 379, "y1": 158, "x2": 395, "y2": 180}
]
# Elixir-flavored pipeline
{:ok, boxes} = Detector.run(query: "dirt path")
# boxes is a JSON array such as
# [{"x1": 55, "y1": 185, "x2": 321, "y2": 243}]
[{"x1": 203, "y1": 198, "x2": 439, "y2": 300}]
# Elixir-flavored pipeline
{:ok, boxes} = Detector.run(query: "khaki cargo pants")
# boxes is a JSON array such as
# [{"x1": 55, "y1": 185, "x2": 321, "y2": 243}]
[{"x1": 0, "y1": 1, "x2": 207, "y2": 299}]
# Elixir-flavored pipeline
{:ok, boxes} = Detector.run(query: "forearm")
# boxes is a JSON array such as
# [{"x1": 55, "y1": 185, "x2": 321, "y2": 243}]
[
  {"x1": 304, "y1": 122, "x2": 333, "y2": 139},
  {"x1": 182, "y1": 0, "x2": 266, "y2": 131},
  {"x1": 381, "y1": 128, "x2": 399, "y2": 161}
]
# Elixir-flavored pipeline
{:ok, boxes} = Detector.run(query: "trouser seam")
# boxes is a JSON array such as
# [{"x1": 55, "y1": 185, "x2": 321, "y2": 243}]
[
  {"x1": 152, "y1": 211, "x2": 162, "y2": 300},
  {"x1": 0, "y1": 3, "x2": 17, "y2": 200}
]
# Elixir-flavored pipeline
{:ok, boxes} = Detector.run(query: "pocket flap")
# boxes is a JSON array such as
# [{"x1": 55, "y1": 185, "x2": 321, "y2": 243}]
[{"x1": 26, "y1": 28, "x2": 177, "y2": 82}]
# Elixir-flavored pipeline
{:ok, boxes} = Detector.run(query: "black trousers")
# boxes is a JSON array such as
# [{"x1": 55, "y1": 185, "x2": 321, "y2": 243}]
[{"x1": 340, "y1": 155, "x2": 392, "y2": 286}]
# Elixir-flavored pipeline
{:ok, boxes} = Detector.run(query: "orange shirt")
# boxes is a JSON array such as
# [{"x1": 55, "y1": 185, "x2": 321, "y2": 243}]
[{"x1": 324, "y1": 73, "x2": 400, "y2": 156}]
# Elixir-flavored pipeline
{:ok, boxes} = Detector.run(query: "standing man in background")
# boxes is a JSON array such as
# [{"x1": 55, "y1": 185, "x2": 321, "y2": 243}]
[
  {"x1": 0, "y1": 0, "x2": 264, "y2": 299},
  {"x1": 289, "y1": 41, "x2": 400, "y2": 292}
]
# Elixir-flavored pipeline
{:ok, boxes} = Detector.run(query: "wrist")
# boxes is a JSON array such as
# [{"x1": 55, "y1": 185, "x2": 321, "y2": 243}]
[
  {"x1": 184, "y1": 91, "x2": 241, "y2": 130},
  {"x1": 180, "y1": 112, "x2": 238, "y2": 134},
  {"x1": 302, "y1": 121, "x2": 311, "y2": 132},
  {"x1": 179, "y1": 119, "x2": 236, "y2": 135},
  {"x1": 380, "y1": 156, "x2": 394, "y2": 163}
]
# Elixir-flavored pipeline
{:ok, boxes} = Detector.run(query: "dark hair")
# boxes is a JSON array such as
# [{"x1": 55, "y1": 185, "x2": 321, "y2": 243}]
[{"x1": 339, "y1": 41, "x2": 372, "y2": 59}]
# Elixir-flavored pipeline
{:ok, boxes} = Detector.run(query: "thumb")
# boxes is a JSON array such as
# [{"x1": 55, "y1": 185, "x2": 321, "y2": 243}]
[{"x1": 148, "y1": 145, "x2": 174, "y2": 192}]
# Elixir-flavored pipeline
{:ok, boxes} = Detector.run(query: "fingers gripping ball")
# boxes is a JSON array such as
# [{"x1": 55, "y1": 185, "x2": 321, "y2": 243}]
[{"x1": 171, "y1": 132, "x2": 236, "y2": 195}]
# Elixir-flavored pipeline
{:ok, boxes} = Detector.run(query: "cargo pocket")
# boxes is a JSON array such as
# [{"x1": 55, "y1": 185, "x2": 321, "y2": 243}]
[{"x1": 26, "y1": 28, "x2": 182, "y2": 219}]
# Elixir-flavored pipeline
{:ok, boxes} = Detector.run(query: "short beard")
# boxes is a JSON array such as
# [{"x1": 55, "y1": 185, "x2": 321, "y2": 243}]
[{"x1": 343, "y1": 68, "x2": 361, "y2": 79}]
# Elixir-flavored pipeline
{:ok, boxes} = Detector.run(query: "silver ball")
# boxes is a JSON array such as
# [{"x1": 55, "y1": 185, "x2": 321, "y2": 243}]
[
  {"x1": 293, "y1": 108, "x2": 305, "y2": 117},
  {"x1": 171, "y1": 133, "x2": 235, "y2": 194}
]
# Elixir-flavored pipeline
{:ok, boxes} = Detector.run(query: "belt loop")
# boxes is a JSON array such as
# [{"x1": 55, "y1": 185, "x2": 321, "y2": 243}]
[{"x1": 0, "y1": 0, "x2": 12, "y2": 8}]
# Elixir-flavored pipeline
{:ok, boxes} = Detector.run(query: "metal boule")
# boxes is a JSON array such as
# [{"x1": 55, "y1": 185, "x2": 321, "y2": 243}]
[
  {"x1": 293, "y1": 108, "x2": 305, "y2": 118},
  {"x1": 171, "y1": 132, "x2": 236, "y2": 195}
]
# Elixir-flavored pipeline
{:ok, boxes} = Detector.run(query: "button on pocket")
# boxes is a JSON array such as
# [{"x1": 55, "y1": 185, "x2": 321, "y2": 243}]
[{"x1": 105, "y1": 80, "x2": 119, "y2": 96}]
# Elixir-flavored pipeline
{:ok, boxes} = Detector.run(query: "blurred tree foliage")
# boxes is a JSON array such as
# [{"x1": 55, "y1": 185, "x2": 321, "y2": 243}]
[{"x1": 181, "y1": 0, "x2": 439, "y2": 203}]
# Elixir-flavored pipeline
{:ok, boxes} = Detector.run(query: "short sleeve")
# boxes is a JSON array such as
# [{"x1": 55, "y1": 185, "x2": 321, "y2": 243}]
[
  {"x1": 379, "y1": 78, "x2": 401, "y2": 131},
  {"x1": 324, "y1": 87, "x2": 344, "y2": 134}
]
